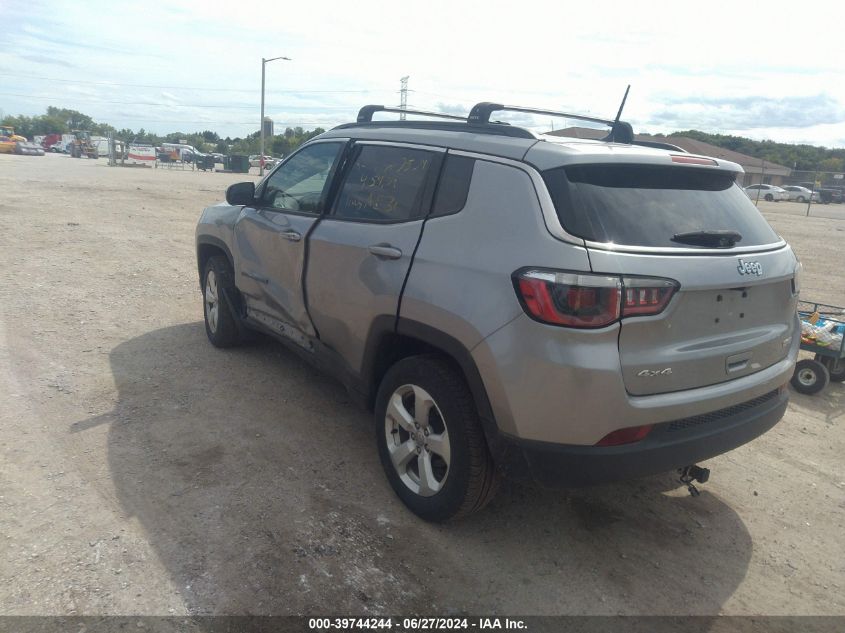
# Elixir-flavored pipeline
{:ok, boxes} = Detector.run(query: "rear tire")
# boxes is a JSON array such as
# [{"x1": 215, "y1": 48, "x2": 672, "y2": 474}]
[
  {"x1": 375, "y1": 355, "x2": 499, "y2": 522},
  {"x1": 202, "y1": 255, "x2": 241, "y2": 348},
  {"x1": 797, "y1": 196, "x2": 806, "y2": 203},
  {"x1": 815, "y1": 354, "x2": 845, "y2": 383},
  {"x1": 764, "y1": 194, "x2": 774, "y2": 201},
  {"x1": 791, "y1": 359, "x2": 830, "y2": 395}
]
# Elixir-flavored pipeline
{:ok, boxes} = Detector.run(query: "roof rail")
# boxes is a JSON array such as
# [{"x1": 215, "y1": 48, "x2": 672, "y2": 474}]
[
  {"x1": 357, "y1": 105, "x2": 466, "y2": 123},
  {"x1": 467, "y1": 102, "x2": 634, "y2": 144}
]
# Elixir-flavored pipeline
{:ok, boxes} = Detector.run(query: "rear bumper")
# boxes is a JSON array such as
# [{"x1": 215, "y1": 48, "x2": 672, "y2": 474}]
[{"x1": 497, "y1": 388, "x2": 788, "y2": 487}]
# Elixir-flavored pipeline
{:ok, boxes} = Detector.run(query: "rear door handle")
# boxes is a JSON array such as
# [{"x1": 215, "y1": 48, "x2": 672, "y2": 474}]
[
  {"x1": 368, "y1": 244, "x2": 403, "y2": 260},
  {"x1": 280, "y1": 230, "x2": 302, "y2": 242}
]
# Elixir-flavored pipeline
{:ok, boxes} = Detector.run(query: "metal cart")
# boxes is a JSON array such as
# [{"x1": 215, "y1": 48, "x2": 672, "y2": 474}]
[{"x1": 791, "y1": 300, "x2": 845, "y2": 394}]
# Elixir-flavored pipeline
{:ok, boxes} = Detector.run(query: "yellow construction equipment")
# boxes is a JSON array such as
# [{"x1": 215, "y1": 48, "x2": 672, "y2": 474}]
[
  {"x1": 69, "y1": 130, "x2": 99, "y2": 159},
  {"x1": 0, "y1": 125, "x2": 26, "y2": 154}
]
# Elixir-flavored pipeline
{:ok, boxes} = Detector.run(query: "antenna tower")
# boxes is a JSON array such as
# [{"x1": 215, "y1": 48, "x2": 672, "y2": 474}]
[{"x1": 399, "y1": 76, "x2": 409, "y2": 120}]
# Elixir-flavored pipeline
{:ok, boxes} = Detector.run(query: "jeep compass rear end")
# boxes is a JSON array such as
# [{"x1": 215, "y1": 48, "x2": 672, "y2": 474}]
[
  {"x1": 468, "y1": 143, "x2": 799, "y2": 489},
  {"x1": 195, "y1": 102, "x2": 799, "y2": 521}
]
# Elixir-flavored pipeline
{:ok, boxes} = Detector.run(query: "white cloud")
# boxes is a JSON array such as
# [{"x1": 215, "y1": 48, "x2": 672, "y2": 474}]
[{"x1": 1, "y1": 0, "x2": 844, "y2": 146}]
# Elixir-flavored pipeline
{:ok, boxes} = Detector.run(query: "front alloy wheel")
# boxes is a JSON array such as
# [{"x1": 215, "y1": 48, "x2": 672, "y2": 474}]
[
  {"x1": 205, "y1": 269, "x2": 220, "y2": 334},
  {"x1": 202, "y1": 255, "x2": 240, "y2": 348}
]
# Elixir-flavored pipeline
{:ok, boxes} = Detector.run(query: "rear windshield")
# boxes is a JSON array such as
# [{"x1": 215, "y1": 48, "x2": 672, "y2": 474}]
[{"x1": 543, "y1": 164, "x2": 780, "y2": 248}]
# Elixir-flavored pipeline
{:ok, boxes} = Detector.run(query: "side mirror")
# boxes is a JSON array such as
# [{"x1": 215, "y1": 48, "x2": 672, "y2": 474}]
[{"x1": 226, "y1": 181, "x2": 256, "y2": 206}]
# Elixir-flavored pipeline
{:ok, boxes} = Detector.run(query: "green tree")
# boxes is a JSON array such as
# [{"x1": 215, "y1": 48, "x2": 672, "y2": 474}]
[
  {"x1": 46, "y1": 106, "x2": 95, "y2": 130},
  {"x1": 818, "y1": 157, "x2": 844, "y2": 173}
]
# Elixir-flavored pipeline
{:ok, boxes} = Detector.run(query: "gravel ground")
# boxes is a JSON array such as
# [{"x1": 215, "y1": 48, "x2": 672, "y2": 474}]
[{"x1": 0, "y1": 153, "x2": 843, "y2": 616}]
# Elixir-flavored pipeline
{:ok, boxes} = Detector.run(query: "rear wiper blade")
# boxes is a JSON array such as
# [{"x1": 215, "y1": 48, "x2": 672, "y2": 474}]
[{"x1": 671, "y1": 230, "x2": 742, "y2": 248}]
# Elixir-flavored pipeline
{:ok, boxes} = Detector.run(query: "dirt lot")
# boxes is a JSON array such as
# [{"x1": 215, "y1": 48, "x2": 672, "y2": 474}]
[{"x1": 1, "y1": 153, "x2": 843, "y2": 616}]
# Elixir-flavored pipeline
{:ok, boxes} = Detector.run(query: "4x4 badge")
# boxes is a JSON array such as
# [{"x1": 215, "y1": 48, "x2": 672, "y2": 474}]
[
  {"x1": 737, "y1": 259, "x2": 763, "y2": 276},
  {"x1": 637, "y1": 368, "x2": 673, "y2": 377}
]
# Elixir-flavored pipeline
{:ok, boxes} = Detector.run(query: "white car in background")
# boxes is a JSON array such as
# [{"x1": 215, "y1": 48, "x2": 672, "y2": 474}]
[
  {"x1": 249, "y1": 154, "x2": 277, "y2": 169},
  {"x1": 781, "y1": 185, "x2": 819, "y2": 203},
  {"x1": 744, "y1": 184, "x2": 789, "y2": 202}
]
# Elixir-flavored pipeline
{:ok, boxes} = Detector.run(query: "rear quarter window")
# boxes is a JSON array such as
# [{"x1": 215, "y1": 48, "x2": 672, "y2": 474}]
[
  {"x1": 543, "y1": 164, "x2": 780, "y2": 248},
  {"x1": 431, "y1": 155, "x2": 475, "y2": 217}
]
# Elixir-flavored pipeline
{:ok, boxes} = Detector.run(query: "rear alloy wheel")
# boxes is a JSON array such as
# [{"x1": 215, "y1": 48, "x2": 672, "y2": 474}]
[
  {"x1": 791, "y1": 359, "x2": 830, "y2": 395},
  {"x1": 385, "y1": 384, "x2": 451, "y2": 497},
  {"x1": 375, "y1": 356, "x2": 498, "y2": 521},
  {"x1": 815, "y1": 354, "x2": 845, "y2": 383},
  {"x1": 797, "y1": 196, "x2": 806, "y2": 203},
  {"x1": 764, "y1": 193, "x2": 774, "y2": 201}
]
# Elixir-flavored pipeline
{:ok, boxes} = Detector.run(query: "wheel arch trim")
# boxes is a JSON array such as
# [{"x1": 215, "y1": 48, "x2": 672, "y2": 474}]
[
  {"x1": 196, "y1": 235, "x2": 235, "y2": 287},
  {"x1": 361, "y1": 317, "x2": 498, "y2": 439}
]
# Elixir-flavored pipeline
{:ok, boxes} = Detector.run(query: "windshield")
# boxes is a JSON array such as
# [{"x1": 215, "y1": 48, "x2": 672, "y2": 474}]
[{"x1": 543, "y1": 164, "x2": 781, "y2": 248}]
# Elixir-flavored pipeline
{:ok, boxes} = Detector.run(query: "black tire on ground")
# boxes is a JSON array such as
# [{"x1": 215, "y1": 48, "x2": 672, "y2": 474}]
[
  {"x1": 375, "y1": 355, "x2": 499, "y2": 522},
  {"x1": 815, "y1": 354, "x2": 845, "y2": 383},
  {"x1": 791, "y1": 359, "x2": 830, "y2": 395},
  {"x1": 797, "y1": 196, "x2": 806, "y2": 203},
  {"x1": 202, "y1": 255, "x2": 241, "y2": 348},
  {"x1": 764, "y1": 194, "x2": 774, "y2": 201}
]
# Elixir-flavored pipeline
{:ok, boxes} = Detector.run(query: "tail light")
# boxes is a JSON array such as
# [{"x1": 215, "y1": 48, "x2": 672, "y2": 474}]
[
  {"x1": 621, "y1": 277, "x2": 678, "y2": 316},
  {"x1": 516, "y1": 271, "x2": 621, "y2": 328},
  {"x1": 514, "y1": 269, "x2": 679, "y2": 328},
  {"x1": 595, "y1": 424, "x2": 653, "y2": 446}
]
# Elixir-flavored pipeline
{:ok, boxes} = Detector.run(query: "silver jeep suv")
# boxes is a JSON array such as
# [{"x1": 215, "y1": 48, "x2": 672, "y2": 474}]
[{"x1": 195, "y1": 103, "x2": 800, "y2": 521}]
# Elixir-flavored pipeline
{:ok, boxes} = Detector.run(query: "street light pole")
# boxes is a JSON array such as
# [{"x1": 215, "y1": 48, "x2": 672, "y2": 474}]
[{"x1": 260, "y1": 55, "x2": 291, "y2": 177}]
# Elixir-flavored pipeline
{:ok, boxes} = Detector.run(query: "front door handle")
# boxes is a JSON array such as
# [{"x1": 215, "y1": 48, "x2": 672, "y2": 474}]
[
  {"x1": 368, "y1": 244, "x2": 402, "y2": 260},
  {"x1": 280, "y1": 230, "x2": 302, "y2": 242},
  {"x1": 242, "y1": 271, "x2": 269, "y2": 284}
]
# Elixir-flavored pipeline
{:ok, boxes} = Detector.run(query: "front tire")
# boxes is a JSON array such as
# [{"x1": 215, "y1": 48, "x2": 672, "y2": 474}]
[
  {"x1": 375, "y1": 355, "x2": 499, "y2": 521},
  {"x1": 203, "y1": 255, "x2": 241, "y2": 348},
  {"x1": 764, "y1": 194, "x2": 774, "y2": 201}
]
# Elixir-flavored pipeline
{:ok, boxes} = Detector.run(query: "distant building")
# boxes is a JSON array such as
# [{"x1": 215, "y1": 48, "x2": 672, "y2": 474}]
[
  {"x1": 545, "y1": 127, "x2": 791, "y2": 187},
  {"x1": 262, "y1": 117, "x2": 274, "y2": 138}
]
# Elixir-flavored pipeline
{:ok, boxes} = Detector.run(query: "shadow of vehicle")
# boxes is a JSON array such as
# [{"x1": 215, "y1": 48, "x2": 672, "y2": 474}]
[{"x1": 89, "y1": 323, "x2": 754, "y2": 615}]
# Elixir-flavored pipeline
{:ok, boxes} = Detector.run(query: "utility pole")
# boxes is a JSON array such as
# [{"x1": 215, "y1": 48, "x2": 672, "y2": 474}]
[
  {"x1": 399, "y1": 76, "x2": 409, "y2": 120},
  {"x1": 260, "y1": 55, "x2": 291, "y2": 177}
]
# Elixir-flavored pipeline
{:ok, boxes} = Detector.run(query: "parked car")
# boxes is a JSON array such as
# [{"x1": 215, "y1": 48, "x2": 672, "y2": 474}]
[
  {"x1": 796, "y1": 182, "x2": 843, "y2": 204},
  {"x1": 826, "y1": 185, "x2": 845, "y2": 203},
  {"x1": 160, "y1": 143, "x2": 199, "y2": 163},
  {"x1": 744, "y1": 184, "x2": 788, "y2": 202},
  {"x1": 196, "y1": 103, "x2": 800, "y2": 521},
  {"x1": 781, "y1": 185, "x2": 819, "y2": 203},
  {"x1": 248, "y1": 154, "x2": 277, "y2": 169}
]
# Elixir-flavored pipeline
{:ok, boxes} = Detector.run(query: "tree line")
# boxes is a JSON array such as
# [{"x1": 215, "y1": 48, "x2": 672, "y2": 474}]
[
  {"x1": 641, "y1": 129, "x2": 845, "y2": 174},
  {"x1": 1, "y1": 107, "x2": 325, "y2": 156}
]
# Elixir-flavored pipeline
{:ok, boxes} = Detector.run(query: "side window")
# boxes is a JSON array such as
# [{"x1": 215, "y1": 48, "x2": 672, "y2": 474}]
[
  {"x1": 431, "y1": 155, "x2": 475, "y2": 217},
  {"x1": 333, "y1": 145, "x2": 436, "y2": 222},
  {"x1": 259, "y1": 142, "x2": 342, "y2": 214}
]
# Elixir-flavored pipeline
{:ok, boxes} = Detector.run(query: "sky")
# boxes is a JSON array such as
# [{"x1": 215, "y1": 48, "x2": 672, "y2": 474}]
[{"x1": 1, "y1": 0, "x2": 845, "y2": 147}]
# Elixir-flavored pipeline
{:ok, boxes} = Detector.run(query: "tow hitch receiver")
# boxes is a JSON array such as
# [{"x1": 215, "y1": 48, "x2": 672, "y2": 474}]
[{"x1": 678, "y1": 465, "x2": 710, "y2": 497}]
